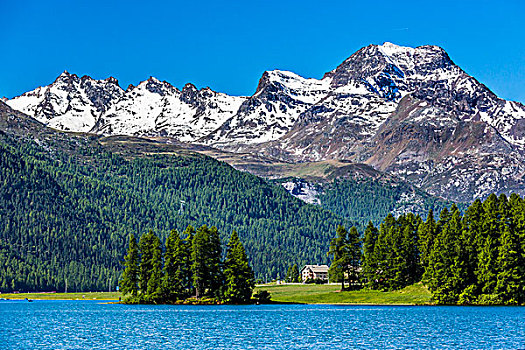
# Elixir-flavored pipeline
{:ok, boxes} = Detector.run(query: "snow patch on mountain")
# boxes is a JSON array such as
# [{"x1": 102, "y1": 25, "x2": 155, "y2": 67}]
[
  {"x1": 203, "y1": 70, "x2": 332, "y2": 146},
  {"x1": 94, "y1": 78, "x2": 246, "y2": 141}
]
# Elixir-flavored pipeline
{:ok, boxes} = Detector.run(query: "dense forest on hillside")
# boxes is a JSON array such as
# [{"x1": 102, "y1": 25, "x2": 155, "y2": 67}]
[
  {"x1": 319, "y1": 178, "x2": 452, "y2": 225},
  {"x1": 0, "y1": 119, "x2": 349, "y2": 292},
  {"x1": 331, "y1": 193, "x2": 525, "y2": 305}
]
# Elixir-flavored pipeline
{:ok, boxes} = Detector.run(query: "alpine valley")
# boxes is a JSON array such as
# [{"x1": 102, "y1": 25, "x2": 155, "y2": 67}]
[{"x1": 2, "y1": 42, "x2": 525, "y2": 291}]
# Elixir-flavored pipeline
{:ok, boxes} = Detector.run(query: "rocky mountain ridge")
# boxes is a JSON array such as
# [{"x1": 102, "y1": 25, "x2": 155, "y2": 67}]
[{"x1": 6, "y1": 42, "x2": 525, "y2": 202}]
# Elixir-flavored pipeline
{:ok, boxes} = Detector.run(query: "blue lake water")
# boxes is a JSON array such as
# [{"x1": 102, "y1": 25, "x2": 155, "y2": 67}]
[{"x1": 0, "y1": 300, "x2": 524, "y2": 349}]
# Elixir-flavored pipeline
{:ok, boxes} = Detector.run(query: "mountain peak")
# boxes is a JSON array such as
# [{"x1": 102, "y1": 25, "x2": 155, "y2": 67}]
[
  {"x1": 377, "y1": 42, "x2": 416, "y2": 56},
  {"x1": 104, "y1": 76, "x2": 119, "y2": 86},
  {"x1": 54, "y1": 70, "x2": 79, "y2": 84},
  {"x1": 182, "y1": 82, "x2": 198, "y2": 92},
  {"x1": 147, "y1": 76, "x2": 159, "y2": 82}
]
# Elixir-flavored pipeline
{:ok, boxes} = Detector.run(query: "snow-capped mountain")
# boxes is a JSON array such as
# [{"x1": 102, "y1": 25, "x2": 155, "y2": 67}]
[
  {"x1": 6, "y1": 42, "x2": 525, "y2": 202},
  {"x1": 7, "y1": 71, "x2": 123, "y2": 132},
  {"x1": 216, "y1": 43, "x2": 525, "y2": 160},
  {"x1": 7, "y1": 73, "x2": 245, "y2": 141}
]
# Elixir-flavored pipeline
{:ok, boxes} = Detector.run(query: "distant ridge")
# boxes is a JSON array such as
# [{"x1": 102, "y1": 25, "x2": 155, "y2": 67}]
[{"x1": 7, "y1": 43, "x2": 525, "y2": 202}]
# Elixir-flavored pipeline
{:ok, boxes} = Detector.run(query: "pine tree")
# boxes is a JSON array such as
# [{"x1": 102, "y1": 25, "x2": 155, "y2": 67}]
[
  {"x1": 180, "y1": 225, "x2": 195, "y2": 296},
  {"x1": 223, "y1": 230, "x2": 255, "y2": 303},
  {"x1": 387, "y1": 223, "x2": 405, "y2": 290},
  {"x1": 328, "y1": 225, "x2": 350, "y2": 290},
  {"x1": 120, "y1": 233, "x2": 139, "y2": 297},
  {"x1": 476, "y1": 194, "x2": 501, "y2": 296},
  {"x1": 419, "y1": 209, "x2": 436, "y2": 271},
  {"x1": 207, "y1": 226, "x2": 224, "y2": 298},
  {"x1": 458, "y1": 199, "x2": 483, "y2": 303},
  {"x1": 448, "y1": 209, "x2": 467, "y2": 302},
  {"x1": 191, "y1": 225, "x2": 209, "y2": 298},
  {"x1": 347, "y1": 226, "x2": 362, "y2": 290},
  {"x1": 373, "y1": 221, "x2": 391, "y2": 291},
  {"x1": 145, "y1": 233, "x2": 163, "y2": 303},
  {"x1": 361, "y1": 221, "x2": 379, "y2": 288},
  {"x1": 285, "y1": 265, "x2": 293, "y2": 283},
  {"x1": 401, "y1": 217, "x2": 419, "y2": 285},
  {"x1": 162, "y1": 229, "x2": 183, "y2": 302},
  {"x1": 496, "y1": 225, "x2": 524, "y2": 304},
  {"x1": 139, "y1": 230, "x2": 157, "y2": 295},
  {"x1": 290, "y1": 264, "x2": 300, "y2": 283},
  {"x1": 427, "y1": 209, "x2": 462, "y2": 304},
  {"x1": 477, "y1": 235, "x2": 498, "y2": 296}
]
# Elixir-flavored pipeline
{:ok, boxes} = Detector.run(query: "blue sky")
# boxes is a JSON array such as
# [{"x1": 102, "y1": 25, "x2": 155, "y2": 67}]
[{"x1": 2, "y1": 0, "x2": 524, "y2": 102}]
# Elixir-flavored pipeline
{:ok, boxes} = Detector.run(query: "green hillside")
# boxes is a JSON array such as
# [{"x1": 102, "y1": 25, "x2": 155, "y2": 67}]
[
  {"x1": 0, "y1": 103, "x2": 349, "y2": 292},
  {"x1": 319, "y1": 178, "x2": 453, "y2": 225}
]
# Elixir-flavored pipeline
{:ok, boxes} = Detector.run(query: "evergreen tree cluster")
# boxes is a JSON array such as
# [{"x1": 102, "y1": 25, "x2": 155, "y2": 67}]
[
  {"x1": 337, "y1": 193, "x2": 525, "y2": 305},
  {"x1": 120, "y1": 226, "x2": 255, "y2": 303}
]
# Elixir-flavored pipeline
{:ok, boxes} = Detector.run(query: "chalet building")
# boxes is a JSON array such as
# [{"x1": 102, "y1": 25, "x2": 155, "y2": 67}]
[{"x1": 301, "y1": 264, "x2": 329, "y2": 282}]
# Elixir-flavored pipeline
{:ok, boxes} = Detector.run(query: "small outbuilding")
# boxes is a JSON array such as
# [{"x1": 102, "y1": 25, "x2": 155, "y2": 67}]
[{"x1": 300, "y1": 264, "x2": 329, "y2": 282}]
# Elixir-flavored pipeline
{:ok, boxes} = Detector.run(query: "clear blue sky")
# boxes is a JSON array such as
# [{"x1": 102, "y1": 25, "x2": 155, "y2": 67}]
[{"x1": 2, "y1": 0, "x2": 524, "y2": 103}]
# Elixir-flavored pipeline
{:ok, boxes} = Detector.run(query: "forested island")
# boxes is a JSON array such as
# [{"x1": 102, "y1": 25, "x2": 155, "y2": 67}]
[
  {"x1": 329, "y1": 193, "x2": 525, "y2": 305},
  {"x1": 119, "y1": 225, "x2": 264, "y2": 304}
]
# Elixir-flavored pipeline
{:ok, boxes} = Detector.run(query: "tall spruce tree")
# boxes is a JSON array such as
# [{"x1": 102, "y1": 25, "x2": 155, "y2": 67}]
[
  {"x1": 448, "y1": 209, "x2": 467, "y2": 302},
  {"x1": 386, "y1": 223, "x2": 405, "y2": 290},
  {"x1": 419, "y1": 209, "x2": 436, "y2": 271},
  {"x1": 162, "y1": 229, "x2": 184, "y2": 301},
  {"x1": 476, "y1": 194, "x2": 501, "y2": 295},
  {"x1": 361, "y1": 221, "x2": 379, "y2": 289},
  {"x1": 373, "y1": 221, "x2": 391, "y2": 291},
  {"x1": 426, "y1": 210, "x2": 461, "y2": 304},
  {"x1": 458, "y1": 199, "x2": 483, "y2": 301},
  {"x1": 120, "y1": 233, "x2": 139, "y2": 297},
  {"x1": 207, "y1": 226, "x2": 224, "y2": 298},
  {"x1": 347, "y1": 226, "x2": 362, "y2": 289},
  {"x1": 290, "y1": 264, "x2": 300, "y2": 283},
  {"x1": 191, "y1": 225, "x2": 209, "y2": 298},
  {"x1": 496, "y1": 224, "x2": 524, "y2": 304},
  {"x1": 328, "y1": 225, "x2": 350, "y2": 290},
  {"x1": 180, "y1": 225, "x2": 195, "y2": 296},
  {"x1": 145, "y1": 233, "x2": 163, "y2": 303},
  {"x1": 139, "y1": 230, "x2": 157, "y2": 295},
  {"x1": 223, "y1": 230, "x2": 255, "y2": 303}
]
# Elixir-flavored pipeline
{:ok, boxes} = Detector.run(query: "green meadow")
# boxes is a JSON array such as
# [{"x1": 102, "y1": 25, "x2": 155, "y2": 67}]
[{"x1": 255, "y1": 282, "x2": 432, "y2": 305}]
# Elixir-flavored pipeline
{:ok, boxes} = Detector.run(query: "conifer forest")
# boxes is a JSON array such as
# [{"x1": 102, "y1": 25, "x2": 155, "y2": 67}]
[{"x1": 330, "y1": 193, "x2": 525, "y2": 305}]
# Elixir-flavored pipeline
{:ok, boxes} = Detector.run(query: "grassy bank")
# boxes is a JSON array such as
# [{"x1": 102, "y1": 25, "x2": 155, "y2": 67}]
[
  {"x1": 2, "y1": 283, "x2": 431, "y2": 304},
  {"x1": 0, "y1": 292, "x2": 121, "y2": 300},
  {"x1": 255, "y1": 282, "x2": 432, "y2": 305}
]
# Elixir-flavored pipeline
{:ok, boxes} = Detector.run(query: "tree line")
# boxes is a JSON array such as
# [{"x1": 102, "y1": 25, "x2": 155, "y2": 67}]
[
  {"x1": 329, "y1": 193, "x2": 525, "y2": 305},
  {"x1": 119, "y1": 225, "x2": 255, "y2": 304}
]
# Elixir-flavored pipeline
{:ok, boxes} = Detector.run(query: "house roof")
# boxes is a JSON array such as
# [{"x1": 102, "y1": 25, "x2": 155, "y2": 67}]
[{"x1": 301, "y1": 264, "x2": 329, "y2": 273}]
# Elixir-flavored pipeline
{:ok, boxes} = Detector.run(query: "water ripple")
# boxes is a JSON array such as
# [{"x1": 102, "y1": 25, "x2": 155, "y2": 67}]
[{"x1": 0, "y1": 301, "x2": 523, "y2": 349}]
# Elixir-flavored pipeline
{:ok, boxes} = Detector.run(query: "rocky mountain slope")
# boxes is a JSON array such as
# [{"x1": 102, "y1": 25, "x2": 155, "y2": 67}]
[{"x1": 6, "y1": 42, "x2": 525, "y2": 202}]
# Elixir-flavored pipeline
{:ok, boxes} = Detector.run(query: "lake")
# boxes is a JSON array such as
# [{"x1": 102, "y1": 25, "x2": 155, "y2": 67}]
[{"x1": 0, "y1": 300, "x2": 523, "y2": 349}]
